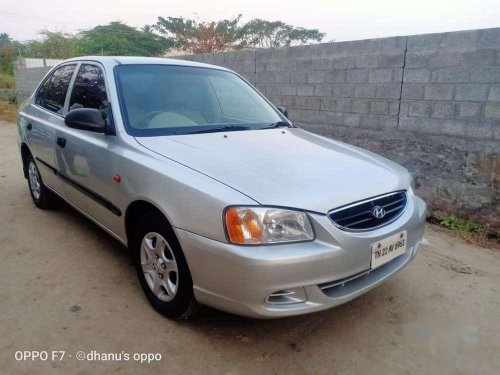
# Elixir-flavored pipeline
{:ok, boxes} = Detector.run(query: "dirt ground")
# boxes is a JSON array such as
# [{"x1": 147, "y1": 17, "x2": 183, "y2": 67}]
[{"x1": 0, "y1": 121, "x2": 499, "y2": 374}]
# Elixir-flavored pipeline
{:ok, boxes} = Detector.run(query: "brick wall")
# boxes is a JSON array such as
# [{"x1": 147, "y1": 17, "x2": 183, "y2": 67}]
[{"x1": 181, "y1": 28, "x2": 500, "y2": 232}]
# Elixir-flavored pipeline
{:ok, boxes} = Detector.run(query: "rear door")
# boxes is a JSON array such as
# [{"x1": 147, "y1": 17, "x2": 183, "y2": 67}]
[{"x1": 24, "y1": 64, "x2": 77, "y2": 189}]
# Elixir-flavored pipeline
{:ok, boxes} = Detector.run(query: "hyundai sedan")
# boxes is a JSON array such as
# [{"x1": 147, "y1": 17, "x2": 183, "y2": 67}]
[{"x1": 17, "y1": 57, "x2": 426, "y2": 319}]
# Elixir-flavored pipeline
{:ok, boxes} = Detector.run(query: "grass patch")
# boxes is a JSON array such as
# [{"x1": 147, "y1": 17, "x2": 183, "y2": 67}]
[
  {"x1": 439, "y1": 214, "x2": 484, "y2": 235},
  {"x1": 0, "y1": 99, "x2": 18, "y2": 123},
  {"x1": 0, "y1": 73, "x2": 15, "y2": 89},
  {"x1": 428, "y1": 213, "x2": 498, "y2": 249}
]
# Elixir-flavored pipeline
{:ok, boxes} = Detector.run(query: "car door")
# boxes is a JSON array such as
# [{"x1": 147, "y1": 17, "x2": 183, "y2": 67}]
[
  {"x1": 24, "y1": 63, "x2": 77, "y2": 189},
  {"x1": 54, "y1": 62, "x2": 122, "y2": 235}
]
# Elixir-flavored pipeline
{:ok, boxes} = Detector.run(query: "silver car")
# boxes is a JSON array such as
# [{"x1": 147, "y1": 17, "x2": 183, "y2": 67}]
[{"x1": 17, "y1": 57, "x2": 426, "y2": 319}]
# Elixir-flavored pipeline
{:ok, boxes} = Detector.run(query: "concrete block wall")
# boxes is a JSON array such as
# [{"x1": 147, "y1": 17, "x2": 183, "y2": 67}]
[
  {"x1": 189, "y1": 49, "x2": 257, "y2": 85},
  {"x1": 182, "y1": 28, "x2": 500, "y2": 232},
  {"x1": 400, "y1": 29, "x2": 500, "y2": 141},
  {"x1": 13, "y1": 66, "x2": 51, "y2": 97},
  {"x1": 253, "y1": 36, "x2": 407, "y2": 132}
]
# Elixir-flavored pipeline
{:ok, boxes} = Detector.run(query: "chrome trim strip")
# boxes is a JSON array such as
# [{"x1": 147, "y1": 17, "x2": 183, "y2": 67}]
[
  {"x1": 329, "y1": 191, "x2": 404, "y2": 214},
  {"x1": 269, "y1": 290, "x2": 295, "y2": 297}
]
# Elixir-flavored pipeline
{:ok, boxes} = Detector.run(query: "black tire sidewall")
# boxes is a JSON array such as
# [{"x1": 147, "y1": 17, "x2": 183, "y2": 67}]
[
  {"x1": 26, "y1": 155, "x2": 52, "y2": 209},
  {"x1": 132, "y1": 212, "x2": 196, "y2": 320}
]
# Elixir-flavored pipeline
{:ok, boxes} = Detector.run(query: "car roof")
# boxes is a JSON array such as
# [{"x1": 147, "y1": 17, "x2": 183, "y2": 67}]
[{"x1": 63, "y1": 56, "x2": 229, "y2": 71}]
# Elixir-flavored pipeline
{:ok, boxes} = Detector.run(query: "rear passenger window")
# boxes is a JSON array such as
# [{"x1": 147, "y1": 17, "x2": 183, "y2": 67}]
[
  {"x1": 69, "y1": 64, "x2": 109, "y2": 119},
  {"x1": 35, "y1": 64, "x2": 76, "y2": 114}
]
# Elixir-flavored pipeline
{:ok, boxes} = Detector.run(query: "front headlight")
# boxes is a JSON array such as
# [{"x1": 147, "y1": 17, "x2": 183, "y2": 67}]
[{"x1": 224, "y1": 207, "x2": 314, "y2": 245}]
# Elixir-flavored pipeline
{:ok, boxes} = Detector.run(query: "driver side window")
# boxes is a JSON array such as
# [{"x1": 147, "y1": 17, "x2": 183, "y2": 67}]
[{"x1": 69, "y1": 64, "x2": 109, "y2": 120}]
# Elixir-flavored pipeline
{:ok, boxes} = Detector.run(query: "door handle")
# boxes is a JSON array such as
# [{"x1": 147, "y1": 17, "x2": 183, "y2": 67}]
[
  {"x1": 56, "y1": 137, "x2": 66, "y2": 148},
  {"x1": 26, "y1": 122, "x2": 32, "y2": 131}
]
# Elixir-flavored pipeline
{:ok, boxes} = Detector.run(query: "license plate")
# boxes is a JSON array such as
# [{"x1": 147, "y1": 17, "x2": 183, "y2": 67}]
[{"x1": 371, "y1": 231, "x2": 407, "y2": 269}]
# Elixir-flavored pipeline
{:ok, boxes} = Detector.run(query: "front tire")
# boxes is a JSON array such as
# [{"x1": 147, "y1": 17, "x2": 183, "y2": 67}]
[
  {"x1": 132, "y1": 212, "x2": 198, "y2": 320},
  {"x1": 26, "y1": 154, "x2": 57, "y2": 209}
]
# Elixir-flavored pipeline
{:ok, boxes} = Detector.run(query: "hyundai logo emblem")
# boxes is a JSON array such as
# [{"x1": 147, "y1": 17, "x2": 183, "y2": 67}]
[{"x1": 372, "y1": 206, "x2": 386, "y2": 219}]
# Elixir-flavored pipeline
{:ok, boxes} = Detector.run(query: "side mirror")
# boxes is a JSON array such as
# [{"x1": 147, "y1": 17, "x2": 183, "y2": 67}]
[
  {"x1": 65, "y1": 108, "x2": 106, "y2": 133},
  {"x1": 277, "y1": 106, "x2": 288, "y2": 118}
]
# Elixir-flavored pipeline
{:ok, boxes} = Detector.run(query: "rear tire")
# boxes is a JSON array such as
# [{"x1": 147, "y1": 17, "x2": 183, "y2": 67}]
[
  {"x1": 26, "y1": 154, "x2": 57, "y2": 209},
  {"x1": 132, "y1": 212, "x2": 198, "y2": 320}
]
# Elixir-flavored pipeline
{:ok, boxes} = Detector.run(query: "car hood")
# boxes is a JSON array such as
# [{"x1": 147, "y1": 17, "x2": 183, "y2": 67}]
[{"x1": 135, "y1": 128, "x2": 410, "y2": 213}]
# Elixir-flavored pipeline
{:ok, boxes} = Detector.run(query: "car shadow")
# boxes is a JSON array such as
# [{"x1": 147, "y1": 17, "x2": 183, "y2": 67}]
[
  {"x1": 50, "y1": 198, "x2": 130, "y2": 260},
  {"x1": 177, "y1": 291, "x2": 398, "y2": 359}
]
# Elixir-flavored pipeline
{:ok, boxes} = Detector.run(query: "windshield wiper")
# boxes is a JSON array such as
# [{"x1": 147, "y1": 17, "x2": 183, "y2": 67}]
[
  {"x1": 188, "y1": 125, "x2": 250, "y2": 134},
  {"x1": 265, "y1": 121, "x2": 292, "y2": 129}
]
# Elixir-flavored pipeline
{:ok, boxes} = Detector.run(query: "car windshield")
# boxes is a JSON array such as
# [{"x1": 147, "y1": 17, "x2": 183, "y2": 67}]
[{"x1": 115, "y1": 64, "x2": 286, "y2": 136}]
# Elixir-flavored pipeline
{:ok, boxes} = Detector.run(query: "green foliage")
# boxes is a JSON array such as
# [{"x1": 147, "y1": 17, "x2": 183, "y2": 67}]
[
  {"x1": 0, "y1": 33, "x2": 15, "y2": 74},
  {"x1": 1, "y1": 16, "x2": 326, "y2": 64},
  {"x1": 240, "y1": 19, "x2": 325, "y2": 49},
  {"x1": 439, "y1": 214, "x2": 484, "y2": 235},
  {"x1": 20, "y1": 30, "x2": 79, "y2": 59},
  {"x1": 1, "y1": 22, "x2": 168, "y2": 62},
  {"x1": 0, "y1": 72, "x2": 14, "y2": 89},
  {"x1": 78, "y1": 21, "x2": 168, "y2": 56}
]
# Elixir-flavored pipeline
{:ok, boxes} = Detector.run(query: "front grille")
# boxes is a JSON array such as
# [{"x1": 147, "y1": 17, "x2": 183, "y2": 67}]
[{"x1": 329, "y1": 191, "x2": 407, "y2": 231}]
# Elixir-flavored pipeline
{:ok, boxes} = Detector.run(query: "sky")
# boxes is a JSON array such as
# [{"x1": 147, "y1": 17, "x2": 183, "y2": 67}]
[{"x1": 1, "y1": 0, "x2": 499, "y2": 42}]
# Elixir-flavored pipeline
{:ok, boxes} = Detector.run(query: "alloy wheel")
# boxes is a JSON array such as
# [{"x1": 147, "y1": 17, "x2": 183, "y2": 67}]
[
  {"x1": 140, "y1": 232, "x2": 179, "y2": 302},
  {"x1": 28, "y1": 161, "x2": 41, "y2": 200}
]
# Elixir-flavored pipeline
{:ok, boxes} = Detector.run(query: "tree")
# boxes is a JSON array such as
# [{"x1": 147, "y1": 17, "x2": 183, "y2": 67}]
[
  {"x1": 154, "y1": 15, "x2": 244, "y2": 54},
  {"x1": 78, "y1": 21, "x2": 168, "y2": 56},
  {"x1": 2, "y1": 16, "x2": 326, "y2": 64},
  {"x1": 21, "y1": 30, "x2": 79, "y2": 59},
  {"x1": 153, "y1": 15, "x2": 325, "y2": 53},
  {"x1": 240, "y1": 19, "x2": 325, "y2": 49},
  {"x1": 0, "y1": 33, "x2": 14, "y2": 74}
]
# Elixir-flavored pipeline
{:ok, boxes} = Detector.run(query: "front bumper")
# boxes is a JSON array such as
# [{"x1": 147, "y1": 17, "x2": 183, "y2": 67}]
[{"x1": 175, "y1": 194, "x2": 426, "y2": 318}]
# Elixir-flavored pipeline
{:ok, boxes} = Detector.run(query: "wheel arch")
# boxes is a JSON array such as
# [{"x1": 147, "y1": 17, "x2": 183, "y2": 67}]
[
  {"x1": 124, "y1": 200, "x2": 175, "y2": 246},
  {"x1": 20, "y1": 142, "x2": 31, "y2": 179}
]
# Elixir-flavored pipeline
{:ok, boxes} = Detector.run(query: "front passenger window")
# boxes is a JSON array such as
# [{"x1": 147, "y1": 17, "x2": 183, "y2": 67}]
[{"x1": 69, "y1": 64, "x2": 109, "y2": 120}]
